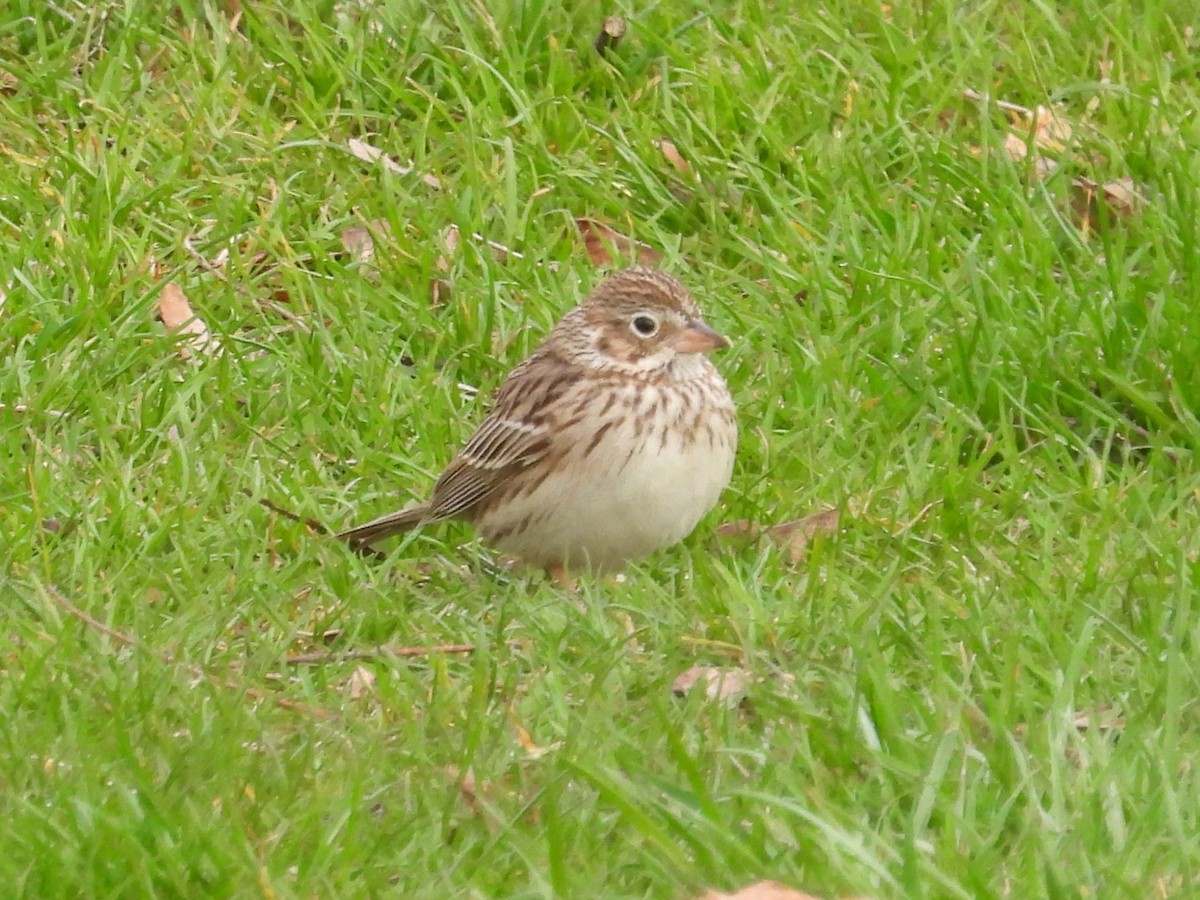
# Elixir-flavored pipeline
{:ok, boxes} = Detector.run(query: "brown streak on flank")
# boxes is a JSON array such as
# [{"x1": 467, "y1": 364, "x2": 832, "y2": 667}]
[
  {"x1": 584, "y1": 419, "x2": 616, "y2": 457},
  {"x1": 571, "y1": 392, "x2": 592, "y2": 416},
  {"x1": 598, "y1": 391, "x2": 618, "y2": 417},
  {"x1": 656, "y1": 392, "x2": 667, "y2": 418},
  {"x1": 519, "y1": 458, "x2": 557, "y2": 495},
  {"x1": 617, "y1": 441, "x2": 639, "y2": 474},
  {"x1": 630, "y1": 414, "x2": 646, "y2": 439},
  {"x1": 644, "y1": 390, "x2": 662, "y2": 419},
  {"x1": 488, "y1": 523, "x2": 516, "y2": 542}
]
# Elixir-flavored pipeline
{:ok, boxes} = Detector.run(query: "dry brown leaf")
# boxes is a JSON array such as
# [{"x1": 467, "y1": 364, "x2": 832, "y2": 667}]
[
  {"x1": 1072, "y1": 707, "x2": 1126, "y2": 733},
  {"x1": 1029, "y1": 104, "x2": 1072, "y2": 151},
  {"x1": 714, "y1": 519, "x2": 756, "y2": 539},
  {"x1": 659, "y1": 139, "x2": 690, "y2": 175},
  {"x1": 716, "y1": 508, "x2": 840, "y2": 563},
  {"x1": 1001, "y1": 131, "x2": 1029, "y2": 163},
  {"x1": 964, "y1": 91, "x2": 1073, "y2": 182},
  {"x1": 340, "y1": 226, "x2": 376, "y2": 265},
  {"x1": 429, "y1": 277, "x2": 452, "y2": 307},
  {"x1": 345, "y1": 665, "x2": 376, "y2": 700},
  {"x1": 436, "y1": 223, "x2": 460, "y2": 272},
  {"x1": 1095, "y1": 177, "x2": 1143, "y2": 216},
  {"x1": 999, "y1": 132, "x2": 1058, "y2": 179},
  {"x1": 575, "y1": 217, "x2": 662, "y2": 267},
  {"x1": 340, "y1": 219, "x2": 391, "y2": 276},
  {"x1": 701, "y1": 880, "x2": 824, "y2": 900},
  {"x1": 295, "y1": 628, "x2": 345, "y2": 646},
  {"x1": 767, "y1": 508, "x2": 841, "y2": 562},
  {"x1": 672, "y1": 666, "x2": 753, "y2": 707},
  {"x1": 347, "y1": 137, "x2": 413, "y2": 175},
  {"x1": 156, "y1": 282, "x2": 220, "y2": 358},
  {"x1": 512, "y1": 721, "x2": 563, "y2": 759},
  {"x1": 444, "y1": 764, "x2": 493, "y2": 829},
  {"x1": 446, "y1": 765, "x2": 480, "y2": 811},
  {"x1": 1070, "y1": 176, "x2": 1145, "y2": 234}
]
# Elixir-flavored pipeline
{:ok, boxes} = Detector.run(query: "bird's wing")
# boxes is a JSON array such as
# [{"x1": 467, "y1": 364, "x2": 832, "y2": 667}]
[{"x1": 423, "y1": 353, "x2": 581, "y2": 522}]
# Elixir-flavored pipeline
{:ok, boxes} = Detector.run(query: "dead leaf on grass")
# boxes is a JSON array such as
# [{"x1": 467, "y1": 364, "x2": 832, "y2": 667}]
[
  {"x1": 964, "y1": 91, "x2": 1074, "y2": 182},
  {"x1": 701, "y1": 880, "x2": 842, "y2": 900},
  {"x1": 672, "y1": 666, "x2": 754, "y2": 707},
  {"x1": 1073, "y1": 707, "x2": 1126, "y2": 733},
  {"x1": 658, "y1": 138, "x2": 690, "y2": 175},
  {"x1": 444, "y1": 764, "x2": 497, "y2": 831},
  {"x1": 340, "y1": 227, "x2": 374, "y2": 265},
  {"x1": 1027, "y1": 104, "x2": 1072, "y2": 151},
  {"x1": 41, "y1": 517, "x2": 78, "y2": 537},
  {"x1": 295, "y1": 627, "x2": 345, "y2": 646},
  {"x1": 766, "y1": 508, "x2": 841, "y2": 562},
  {"x1": 340, "y1": 220, "x2": 390, "y2": 266},
  {"x1": 345, "y1": 664, "x2": 376, "y2": 700},
  {"x1": 1001, "y1": 131, "x2": 1030, "y2": 163},
  {"x1": 445, "y1": 765, "x2": 482, "y2": 814},
  {"x1": 436, "y1": 223, "x2": 460, "y2": 272},
  {"x1": 347, "y1": 137, "x2": 413, "y2": 175},
  {"x1": 347, "y1": 138, "x2": 441, "y2": 189},
  {"x1": 575, "y1": 217, "x2": 662, "y2": 267},
  {"x1": 156, "y1": 282, "x2": 221, "y2": 358},
  {"x1": 716, "y1": 508, "x2": 840, "y2": 563},
  {"x1": 1013, "y1": 706, "x2": 1126, "y2": 741},
  {"x1": 1070, "y1": 176, "x2": 1145, "y2": 234},
  {"x1": 512, "y1": 720, "x2": 563, "y2": 759},
  {"x1": 428, "y1": 277, "x2": 451, "y2": 307}
]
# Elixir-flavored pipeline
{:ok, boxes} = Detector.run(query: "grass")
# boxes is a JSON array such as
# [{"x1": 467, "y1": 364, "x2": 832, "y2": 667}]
[{"x1": 3, "y1": 0, "x2": 1199, "y2": 896}]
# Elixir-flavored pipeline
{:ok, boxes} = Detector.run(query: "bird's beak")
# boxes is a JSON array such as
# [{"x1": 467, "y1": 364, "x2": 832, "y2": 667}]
[{"x1": 672, "y1": 318, "x2": 730, "y2": 354}]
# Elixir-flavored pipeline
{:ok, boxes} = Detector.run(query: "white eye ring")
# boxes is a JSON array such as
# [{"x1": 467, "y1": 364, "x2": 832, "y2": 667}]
[{"x1": 630, "y1": 313, "x2": 659, "y2": 337}]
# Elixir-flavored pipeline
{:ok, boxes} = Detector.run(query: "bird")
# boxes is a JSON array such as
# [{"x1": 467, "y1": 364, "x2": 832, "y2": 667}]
[{"x1": 338, "y1": 266, "x2": 737, "y2": 575}]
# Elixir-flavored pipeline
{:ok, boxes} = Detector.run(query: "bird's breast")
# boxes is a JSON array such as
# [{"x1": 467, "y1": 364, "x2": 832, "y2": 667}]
[{"x1": 476, "y1": 373, "x2": 736, "y2": 571}]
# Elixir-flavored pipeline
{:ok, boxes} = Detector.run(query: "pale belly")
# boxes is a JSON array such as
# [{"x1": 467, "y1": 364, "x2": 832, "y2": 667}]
[{"x1": 478, "y1": 408, "x2": 736, "y2": 571}]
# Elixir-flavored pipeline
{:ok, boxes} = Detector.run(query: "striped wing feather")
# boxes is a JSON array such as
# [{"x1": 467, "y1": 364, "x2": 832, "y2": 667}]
[{"x1": 423, "y1": 352, "x2": 576, "y2": 522}]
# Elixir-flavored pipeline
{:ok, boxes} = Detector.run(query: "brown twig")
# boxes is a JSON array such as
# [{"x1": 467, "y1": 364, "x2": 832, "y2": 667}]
[
  {"x1": 594, "y1": 15, "x2": 627, "y2": 56},
  {"x1": 182, "y1": 234, "x2": 313, "y2": 334},
  {"x1": 962, "y1": 87, "x2": 1032, "y2": 117},
  {"x1": 286, "y1": 643, "x2": 477, "y2": 665},
  {"x1": 251, "y1": 492, "x2": 332, "y2": 535},
  {"x1": 47, "y1": 584, "x2": 138, "y2": 647},
  {"x1": 47, "y1": 583, "x2": 337, "y2": 720}
]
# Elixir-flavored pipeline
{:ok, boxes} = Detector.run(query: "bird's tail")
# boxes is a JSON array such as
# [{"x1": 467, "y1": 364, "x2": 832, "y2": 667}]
[{"x1": 337, "y1": 505, "x2": 429, "y2": 551}]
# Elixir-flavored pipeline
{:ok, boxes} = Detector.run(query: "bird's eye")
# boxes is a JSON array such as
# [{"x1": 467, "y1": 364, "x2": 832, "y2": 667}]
[{"x1": 631, "y1": 314, "x2": 659, "y2": 337}]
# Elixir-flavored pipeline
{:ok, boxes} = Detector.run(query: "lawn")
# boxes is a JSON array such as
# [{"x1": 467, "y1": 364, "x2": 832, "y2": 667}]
[{"x1": 3, "y1": 0, "x2": 1199, "y2": 896}]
